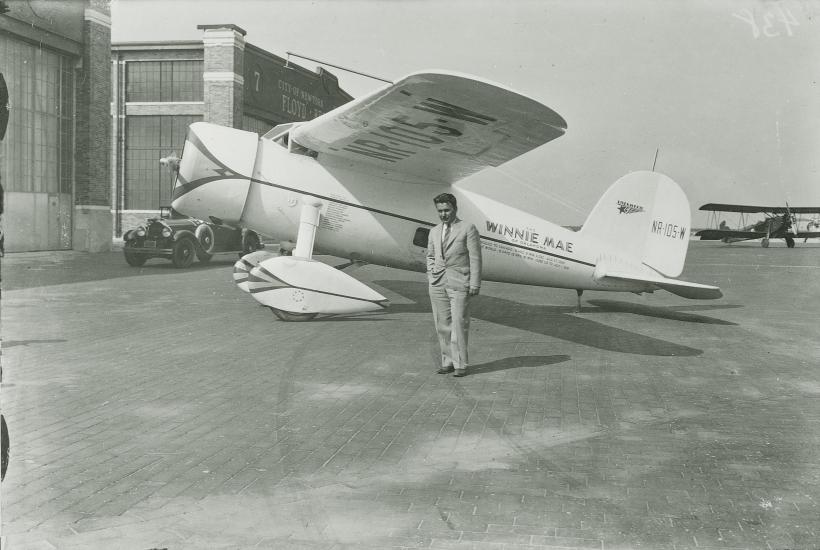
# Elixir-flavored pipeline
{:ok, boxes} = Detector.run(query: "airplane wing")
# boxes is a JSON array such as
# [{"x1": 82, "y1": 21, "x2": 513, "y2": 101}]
[
  {"x1": 697, "y1": 229, "x2": 820, "y2": 240},
  {"x1": 290, "y1": 70, "x2": 567, "y2": 185},
  {"x1": 700, "y1": 203, "x2": 820, "y2": 214}
]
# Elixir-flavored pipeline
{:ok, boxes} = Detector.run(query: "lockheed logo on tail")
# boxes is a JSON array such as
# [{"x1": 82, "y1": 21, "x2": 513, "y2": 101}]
[{"x1": 617, "y1": 200, "x2": 645, "y2": 214}]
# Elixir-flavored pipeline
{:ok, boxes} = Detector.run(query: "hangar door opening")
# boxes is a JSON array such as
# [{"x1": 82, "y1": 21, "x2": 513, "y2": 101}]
[{"x1": 0, "y1": 36, "x2": 74, "y2": 252}]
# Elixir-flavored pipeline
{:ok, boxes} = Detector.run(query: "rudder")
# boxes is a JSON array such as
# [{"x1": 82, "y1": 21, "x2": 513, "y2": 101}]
[{"x1": 580, "y1": 171, "x2": 691, "y2": 277}]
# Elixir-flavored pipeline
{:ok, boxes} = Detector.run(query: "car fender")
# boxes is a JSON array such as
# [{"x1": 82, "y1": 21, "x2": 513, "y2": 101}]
[{"x1": 172, "y1": 229, "x2": 197, "y2": 244}]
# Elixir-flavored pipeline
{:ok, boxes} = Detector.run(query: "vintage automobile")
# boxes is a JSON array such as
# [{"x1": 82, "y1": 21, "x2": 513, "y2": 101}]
[{"x1": 122, "y1": 211, "x2": 262, "y2": 268}]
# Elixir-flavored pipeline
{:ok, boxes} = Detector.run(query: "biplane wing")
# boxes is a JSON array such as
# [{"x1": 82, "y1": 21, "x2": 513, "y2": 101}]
[
  {"x1": 700, "y1": 204, "x2": 820, "y2": 214},
  {"x1": 289, "y1": 70, "x2": 568, "y2": 185},
  {"x1": 695, "y1": 229, "x2": 766, "y2": 240}
]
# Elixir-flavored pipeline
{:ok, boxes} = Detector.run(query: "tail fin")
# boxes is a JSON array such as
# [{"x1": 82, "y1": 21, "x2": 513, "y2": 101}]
[{"x1": 580, "y1": 171, "x2": 691, "y2": 277}]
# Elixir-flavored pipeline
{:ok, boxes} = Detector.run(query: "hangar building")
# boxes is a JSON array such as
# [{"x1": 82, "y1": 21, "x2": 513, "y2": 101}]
[{"x1": 1, "y1": 0, "x2": 111, "y2": 252}]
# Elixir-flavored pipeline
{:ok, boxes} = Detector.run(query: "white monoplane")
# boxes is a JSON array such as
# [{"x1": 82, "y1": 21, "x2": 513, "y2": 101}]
[{"x1": 170, "y1": 70, "x2": 721, "y2": 320}]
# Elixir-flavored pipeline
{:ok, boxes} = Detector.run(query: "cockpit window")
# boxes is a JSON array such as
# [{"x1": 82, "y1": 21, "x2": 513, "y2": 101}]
[
  {"x1": 264, "y1": 123, "x2": 297, "y2": 149},
  {"x1": 262, "y1": 122, "x2": 298, "y2": 140},
  {"x1": 264, "y1": 124, "x2": 316, "y2": 157},
  {"x1": 289, "y1": 140, "x2": 318, "y2": 158},
  {"x1": 271, "y1": 133, "x2": 289, "y2": 148}
]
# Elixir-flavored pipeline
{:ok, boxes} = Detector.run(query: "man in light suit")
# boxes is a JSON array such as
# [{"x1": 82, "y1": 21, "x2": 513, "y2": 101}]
[{"x1": 427, "y1": 193, "x2": 482, "y2": 377}]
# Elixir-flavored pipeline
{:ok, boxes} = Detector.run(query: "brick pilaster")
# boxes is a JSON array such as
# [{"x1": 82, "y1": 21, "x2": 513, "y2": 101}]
[
  {"x1": 198, "y1": 24, "x2": 246, "y2": 128},
  {"x1": 74, "y1": 0, "x2": 112, "y2": 251}
]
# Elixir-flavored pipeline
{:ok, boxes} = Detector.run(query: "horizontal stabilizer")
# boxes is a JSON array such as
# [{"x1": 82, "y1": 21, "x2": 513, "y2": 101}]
[{"x1": 602, "y1": 270, "x2": 723, "y2": 300}]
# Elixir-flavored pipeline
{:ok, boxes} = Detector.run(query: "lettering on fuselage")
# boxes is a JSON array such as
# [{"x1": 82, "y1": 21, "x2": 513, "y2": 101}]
[
  {"x1": 485, "y1": 221, "x2": 574, "y2": 253},
  {"x1": 651, "y1": 219, "x2": 687, "y2": 240},
  {"x1": 319, "y1": 197, "x2": 352, "y2": 232},
  {"x1": 340, "y1": 97, "x2": 497, "y2": 163}
]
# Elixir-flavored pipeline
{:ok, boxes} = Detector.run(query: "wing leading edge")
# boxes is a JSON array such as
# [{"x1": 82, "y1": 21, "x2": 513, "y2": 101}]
[{"x1": 290, "y1": 70, "x2": 567, "y2": 185}]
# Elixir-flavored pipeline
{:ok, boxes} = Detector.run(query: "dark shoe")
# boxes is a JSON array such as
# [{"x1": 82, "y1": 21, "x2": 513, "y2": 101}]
[
  {"x1": 437, "y1": 366, "x2": 455, "y2": 374},
  {"x1": 453, "y1": 370, "x2": 467, "y2": 377}
]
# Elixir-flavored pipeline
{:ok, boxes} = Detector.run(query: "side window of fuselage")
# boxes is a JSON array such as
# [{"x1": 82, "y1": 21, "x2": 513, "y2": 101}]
[{"x1": 412, "y1": 227, "x2": 430, "y2": 247}]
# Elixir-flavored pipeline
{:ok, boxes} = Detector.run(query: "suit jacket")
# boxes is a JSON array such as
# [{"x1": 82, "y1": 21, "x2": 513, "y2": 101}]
[{"x1": 426, "y1": 218, "x2": 482, "y2": 290}]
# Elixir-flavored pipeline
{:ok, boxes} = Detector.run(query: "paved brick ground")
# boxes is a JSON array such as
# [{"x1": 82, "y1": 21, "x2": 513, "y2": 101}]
[{"x1": 1, "y1": 243, "x2": 819, "y2": 549}]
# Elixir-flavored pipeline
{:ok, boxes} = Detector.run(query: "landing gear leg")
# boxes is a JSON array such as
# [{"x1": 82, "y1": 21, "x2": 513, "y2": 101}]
[
  {"x1": 575, "y1": 289, "x2": 583, "y2": 313},
  {"x1": 294, "y1": 199, "x2": 323, "y2": 259}
]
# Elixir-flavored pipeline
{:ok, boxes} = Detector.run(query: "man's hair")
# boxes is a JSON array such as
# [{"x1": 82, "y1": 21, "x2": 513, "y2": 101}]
[{"x1": 433, "y1": 193, "x2": 457, "y2": 209}]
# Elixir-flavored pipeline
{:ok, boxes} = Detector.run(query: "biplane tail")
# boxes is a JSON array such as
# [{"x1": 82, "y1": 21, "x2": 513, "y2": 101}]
[{"x1": 580, "y1": 171, "x2": 691, "y2": 278}]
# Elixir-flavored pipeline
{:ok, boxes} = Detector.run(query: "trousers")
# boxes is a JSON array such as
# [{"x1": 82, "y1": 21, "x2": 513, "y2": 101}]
[{"x1": 429, "y1": 284, "x2": 471, "y2": 371}]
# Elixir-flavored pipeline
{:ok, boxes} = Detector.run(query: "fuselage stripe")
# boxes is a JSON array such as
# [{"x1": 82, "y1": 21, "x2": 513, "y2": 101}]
[{"x1": 177, "y1": 171, "x2": 593, "y2": 268}]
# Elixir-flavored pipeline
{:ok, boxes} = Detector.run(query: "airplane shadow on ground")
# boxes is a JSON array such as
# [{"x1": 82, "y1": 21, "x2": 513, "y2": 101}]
[
  {"x1": 584, "y1": 300, "x2": 740, "y2": 325},
  {"x1": 369, "y1": 280, "x2": 741, "y2": 357},
  {"x1": 469, "y1": 354, "x2": 571, "y2": 374},
  {"x1": 2, "y1": 339, "x2": 68, "y2": 348}
]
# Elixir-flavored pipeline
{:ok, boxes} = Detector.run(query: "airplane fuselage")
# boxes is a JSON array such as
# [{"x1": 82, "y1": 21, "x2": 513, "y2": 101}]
[{"x1": 234, "y1": 136, "x2": 647, "y2": 294}]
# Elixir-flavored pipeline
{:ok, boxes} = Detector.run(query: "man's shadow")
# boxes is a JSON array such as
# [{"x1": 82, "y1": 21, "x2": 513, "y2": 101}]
[{"x1": 372, "y1": 280, "x2": 738, "y2": 357}]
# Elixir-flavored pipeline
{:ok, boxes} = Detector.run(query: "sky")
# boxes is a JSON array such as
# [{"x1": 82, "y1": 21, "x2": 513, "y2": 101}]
[{"x1": 111, "y1": 0, "x2": 820, "y2": 226}]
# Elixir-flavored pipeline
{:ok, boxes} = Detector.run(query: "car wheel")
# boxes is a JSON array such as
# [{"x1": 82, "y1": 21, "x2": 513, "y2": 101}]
[
  {"x1": 242, "y1": 231, "x2": 261, "y2": 254},
  {"x1": 195, "y1": 224, "x2": 215, "y2": 255},
  {"x1": 171, "y1": 238, "x2": 196, "y2": 268},
  {"x1": 270, "y1": 308, "x2": 317, "y2": 322},
  {"x1": 123, "y1": 243, "x2": 148, "y2": 266}
]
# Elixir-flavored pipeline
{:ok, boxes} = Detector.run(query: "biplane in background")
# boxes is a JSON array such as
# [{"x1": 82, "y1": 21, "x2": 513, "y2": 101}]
[{"x1": 696, "y1": 203, "x2": 820, "y2": 247}]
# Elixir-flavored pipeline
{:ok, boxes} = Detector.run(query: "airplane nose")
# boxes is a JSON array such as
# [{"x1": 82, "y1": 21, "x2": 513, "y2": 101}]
[{"x1": 171, "y1": 122, "x2": 259, "y2": 225}]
